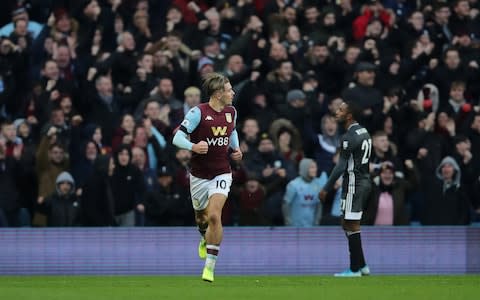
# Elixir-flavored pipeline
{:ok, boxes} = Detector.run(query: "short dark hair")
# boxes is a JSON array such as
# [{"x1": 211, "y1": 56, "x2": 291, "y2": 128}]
[
  {"x1": 49, "y1": 142, "x2": 65, "y2": 151},
  {"x1": 443, "y1": 47, "x2": 459, "y2": 60},
  {"x1": 344, "y1": 101, "x2": 362, "y2": 122},
  {"x1": 450, "y1": 80, "x2": 466, "y2": 90},
  {"x1": 202, "y1": 72, "x2": 229, "y2": 99}
]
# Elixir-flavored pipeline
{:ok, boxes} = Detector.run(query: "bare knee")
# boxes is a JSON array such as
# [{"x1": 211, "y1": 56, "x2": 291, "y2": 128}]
[
  {"x1": 208, "y1": 212, "x2": 222, "y2": 227},
  {"x1": 195, "y1": 211, "x2": 208, "y2": 225}
]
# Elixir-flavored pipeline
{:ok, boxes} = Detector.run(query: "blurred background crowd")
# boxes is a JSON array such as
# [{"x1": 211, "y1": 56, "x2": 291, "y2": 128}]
[{"x1": 0, "y1": 0, "x2": 479, "y2": 227}]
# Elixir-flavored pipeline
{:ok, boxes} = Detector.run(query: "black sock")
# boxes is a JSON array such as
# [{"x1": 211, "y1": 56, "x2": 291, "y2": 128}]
[
  {"x1": 198, "y1": 222, "x2": 208, "y2": 237},
  {"x1": 346, "y1": 231, "x2": 366, "y2": 272}
]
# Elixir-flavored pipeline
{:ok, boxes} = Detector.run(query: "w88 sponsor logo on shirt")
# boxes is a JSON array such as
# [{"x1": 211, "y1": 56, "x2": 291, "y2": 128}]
[{"x1": 207, "y1": 136, "x2": 229, "y2": 146}]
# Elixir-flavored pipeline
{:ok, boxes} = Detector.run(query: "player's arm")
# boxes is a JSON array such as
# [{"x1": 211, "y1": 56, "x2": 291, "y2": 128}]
[
  {"x1": 319, "y1": 138, "x2": 351, "y2": 200},
  {"x1": 322, "y1": 155, "x2": 348, "y2": 192},
  {"x1": 172, "y1": 107, "x2": 207, "y2": 154},
  {"x1": 229, "y1": 129, "x2": 239, "y2": 150},
  {"x1": 229, "y1": 129, "x2": 242, "y2": 161},
  {"x1": 229, "y1": 109, "x2": 242, "y2": 161}
]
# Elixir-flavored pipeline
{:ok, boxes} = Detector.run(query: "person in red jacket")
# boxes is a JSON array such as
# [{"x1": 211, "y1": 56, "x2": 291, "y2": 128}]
[{"x1": 352, "y1": 0, "x2": 394, "y2": 41}]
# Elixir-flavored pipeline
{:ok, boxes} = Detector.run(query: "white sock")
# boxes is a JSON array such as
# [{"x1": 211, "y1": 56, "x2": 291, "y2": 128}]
[{"x1": 205, "y1": 244, "x2": 219, "y2": 270}]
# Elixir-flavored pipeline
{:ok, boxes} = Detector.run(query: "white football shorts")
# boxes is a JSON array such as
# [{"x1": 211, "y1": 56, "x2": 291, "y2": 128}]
[{"x1": 189, "y1": 173, "x2": 233, "y2": 211}]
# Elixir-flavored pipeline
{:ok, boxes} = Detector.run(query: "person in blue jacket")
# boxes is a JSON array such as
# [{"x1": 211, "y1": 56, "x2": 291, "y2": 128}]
[{"x1": 282, "y1": 158, "x2": 327, "y2": 227}]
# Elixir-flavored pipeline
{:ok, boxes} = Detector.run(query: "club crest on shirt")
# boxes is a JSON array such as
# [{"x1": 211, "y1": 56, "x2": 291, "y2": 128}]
[
  {"x1": 181, "y1": 119, "x2": 190, "y2": 127},
  {"x1": 343, "y1": 141, "x2": 348, "y2": 149},
  {"x1": 225, "y1": 113, "x2": 232, "y2": 123}
]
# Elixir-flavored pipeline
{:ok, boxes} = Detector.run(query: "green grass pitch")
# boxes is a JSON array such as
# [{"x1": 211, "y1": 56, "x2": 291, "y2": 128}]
[{"x1": 0, "y1": 275, "x2": 479, "y2": 300}]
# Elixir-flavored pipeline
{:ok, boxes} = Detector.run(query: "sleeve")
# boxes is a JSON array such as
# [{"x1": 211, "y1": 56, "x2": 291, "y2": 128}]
[
  {"x1": 282, "y1": 181, "x2": 296, "y2": 226},
  {"x1": 172, "y1": 107, "x2": 201, "y2": 151},
  {"x1": 172, "y1": 130, "x2": 194, "y2": 151},
  {"x1": 229, "y1": 107, "x2": 240, "y2": 149},
  {"x1": 322, "y1": 136, "x2": 352, "y2": 192},
  {"x1": 229, "y1": 129, "x2": 240, "y2": 149},
  {"x1": 283, "y1": 180, "x2": 297, "y2": 205},
  {"x1": 179, "y1": 106, "x2": 201, "y2": 134}
]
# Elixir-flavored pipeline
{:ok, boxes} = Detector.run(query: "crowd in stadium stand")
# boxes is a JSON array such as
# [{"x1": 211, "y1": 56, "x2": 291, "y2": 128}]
[{"x1": 0, "y1": 0, "x2": 479, "y2": 227}]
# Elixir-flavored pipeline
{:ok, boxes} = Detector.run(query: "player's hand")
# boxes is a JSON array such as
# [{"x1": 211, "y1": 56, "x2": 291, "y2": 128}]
[
  {"x1": 319, "y1": 190, "x2": 327, "y2": 203},
  {"x1": 192, "y1": 141, "x2": 208, "y2": 154},
  {"x1": 230, "y1": 148, "x2": 242, "y2": 161}
]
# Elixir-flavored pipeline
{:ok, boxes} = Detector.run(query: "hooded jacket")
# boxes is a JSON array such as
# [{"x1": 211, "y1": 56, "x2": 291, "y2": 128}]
[
  {"x1": 111, "y1": 145, "x2": 145, "y2": 215},
  {"x1": 422, "y1": 156, "x2": 470, "y2": 225},
  {"x1": 435, "y1": 156, "x2": 461, "y2": 193},
  {"x1": 44, "y1": 172, "x2": 80, "y2": 226},
  {"x1": 81, "y1": 155, "x2": 116, "y2": 226},
  {"x1": 283, "y1": 158, "x2": 328, "y2": 227}
]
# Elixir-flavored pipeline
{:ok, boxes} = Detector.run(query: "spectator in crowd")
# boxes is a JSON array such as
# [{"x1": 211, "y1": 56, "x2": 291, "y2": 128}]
[
  {"x1": 111, "y1": 113, "x2": 136, "y2": 152},
  {"x1": 244, "y1": 133, "x2": 296, "y2": 225},
  {"x1": 269, "y1": 118, "x2": 303, "y2": 167},
  {"x1": 237, "y1": 175, "x2": 267, "y2": 226},
  {"x1": 0, "y1": 6, "x2": 43, "y2": 39},
  {"x1": 110, "y1": 145, "x2": 144, "y2": 226},
  {"x1": 0, "y1": 135, "x2": 29, "y2": 226},
  {"x1": 172, "y1": 148, "x2": 191, "y2": 191},
  {"x1": 283, "y1": 158, "x2": 327, "y2": 227},
  {"x1": 264, "y1": 59, "x2": 302, "y2": 115},
  {"x1": 181, "y1": 86, "x2": 201, "y2": 119},
  {"x1": 426, "y1": 3, "x2": 452, "y2": 55},
  {"x1": 84, "y1": 75, "x2": 121, "y2": 146},
  {"x1": 70, "y1": 139, "x2": 97, "y2": 193},
  {"x1": 143, "y1": 164, "x2": 190, "y2": 226},
  {"x1": 468, "y1": 113, "x2": 480, "y2": 171},
  {"x1": 363, "y1": 160, "x2": 418, "y2": 226},
  {"x1": 420, "y1": 156, "x2": 471, "y2": 225},
  {"x1": 282, "y1": 89, "x2": 308, "y2": 126},
  {"x1": 42, "y1": 171, "x2": 80, "y2": 227},
  {"x1": 443, "y1": 81, "x2": 475, "y2": 134},
  {"x1": 370, "y1": 130, "x2": 402, "y2": 175},
  {"x1": 342, "y1": 61, "x2": 384, "y2": 132},
  {"x1": 81, "y1": 155, "x2": 116, "y2": 226},
  {"x1": 131, "y1": 146, "x2": 156, "y2": 193},
  {"x1": 239, "y1": 117, "x2": 260, "y2": 157},
  {"x1": 304, "y1": 113, "x2": 340, "y2": 175},
  {"x1": 35, "y1": 129, "x2": 69, "y2": 219}
]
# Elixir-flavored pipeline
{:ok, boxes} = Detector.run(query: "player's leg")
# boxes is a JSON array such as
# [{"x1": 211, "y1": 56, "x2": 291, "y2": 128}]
[
  {"x1": 343, "y1": 219, "x2": 367, "y2": 272},
  {"x1": 335, "y1": 190, "x2": 369, "y2": 277},
  {"x1": 202, "y1": 193, "x2": 227, "y2": 282},
  {"x1": 202, "y1": 173, "x2": 232, "y2": 282},
  {"x1": 190, "y1": 175, "x2": 210, "y2": 259},
  {"x1": 195, "y1": 209, "x2": 208, "y2": 259}
]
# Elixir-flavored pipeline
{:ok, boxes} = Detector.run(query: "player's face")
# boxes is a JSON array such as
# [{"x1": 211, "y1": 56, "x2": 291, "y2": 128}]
[
  {"x1": 220, "y1": 81, "x2": 235, "y2": 105},
  {"x1": 335, "y1": 102, "x2": 349, "y2": 124}
]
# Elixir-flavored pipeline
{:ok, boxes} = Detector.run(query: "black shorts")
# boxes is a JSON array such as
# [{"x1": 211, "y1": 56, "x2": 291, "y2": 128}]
[{"x1": 341, "y1": 184, "x2": 371, "y2": 220}]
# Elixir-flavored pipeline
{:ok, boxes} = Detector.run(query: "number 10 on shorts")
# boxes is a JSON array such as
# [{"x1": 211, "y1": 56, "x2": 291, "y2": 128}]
[{"x1": 216, "y1": 180, "x2": 227, "y2": 189}]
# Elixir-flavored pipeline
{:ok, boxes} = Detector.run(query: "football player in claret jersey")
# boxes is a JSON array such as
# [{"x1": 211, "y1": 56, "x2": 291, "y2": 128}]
[
  {"x1": 319, "y1": 101, "x2": 372, "y2": 277},
  {"x1": 172, "y1": 73, "x2": 242, "y2": 282}
]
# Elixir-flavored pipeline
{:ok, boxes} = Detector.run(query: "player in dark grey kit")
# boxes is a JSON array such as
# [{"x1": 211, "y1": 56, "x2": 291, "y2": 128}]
[{"x1": 319, "y1": 101, "x2": 372, "y2": 277}]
